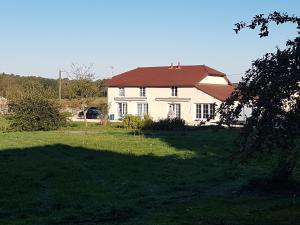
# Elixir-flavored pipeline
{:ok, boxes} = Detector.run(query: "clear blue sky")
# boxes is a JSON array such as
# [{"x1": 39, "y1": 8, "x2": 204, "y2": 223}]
[{"x1": 0, "y1": 0, "x2": 299, "y2": 82}]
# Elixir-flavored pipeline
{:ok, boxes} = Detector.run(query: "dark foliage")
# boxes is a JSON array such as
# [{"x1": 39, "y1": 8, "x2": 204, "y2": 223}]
[
  {"x1": 219, "y1": 12, "x2": 300, "y2": 181},
  {"x1": 241, "y1": 177, "x2": 300, "y2": 196},
  {"x1": 145, "y1": 118, "x2": 186, "y2": 130}
]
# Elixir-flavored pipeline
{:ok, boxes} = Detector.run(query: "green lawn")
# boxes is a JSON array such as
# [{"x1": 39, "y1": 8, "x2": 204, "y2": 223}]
[{"x1": 0, "y1": 122, "x2": 299, "y2": 225}]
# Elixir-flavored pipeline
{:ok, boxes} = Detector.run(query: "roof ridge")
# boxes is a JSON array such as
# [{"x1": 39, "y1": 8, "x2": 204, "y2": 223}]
[
  {"x1": 135, "y1": 65, "x2": 205, "y2": 69},
  {"x1": 196, "y1": 83, "x2": 233, "y2": 86}
]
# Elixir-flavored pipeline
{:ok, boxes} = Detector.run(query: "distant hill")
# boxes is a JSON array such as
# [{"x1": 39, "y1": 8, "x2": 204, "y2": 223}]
[
  {"x1": 0, "y1": 73, "x2": 106, "y2": 100},
  {"x1": 0, "y1": 73, "x2": 58, "y2": 98}
]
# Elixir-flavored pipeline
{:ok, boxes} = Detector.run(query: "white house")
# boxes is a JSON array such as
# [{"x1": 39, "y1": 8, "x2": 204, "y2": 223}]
[{"x1": 106, "y1": 64, "x2": 235, "y2": 125}]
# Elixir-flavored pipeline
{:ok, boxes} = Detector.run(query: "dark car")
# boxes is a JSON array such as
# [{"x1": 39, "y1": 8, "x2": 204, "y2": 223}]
[{"x1": 78, "y1": 107, "x2": 102, "y2": 119}]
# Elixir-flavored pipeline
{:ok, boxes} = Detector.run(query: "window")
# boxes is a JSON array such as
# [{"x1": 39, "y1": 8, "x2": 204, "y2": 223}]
[
  {"x1": 137, "y1": 103, "x2": 148, "y2": 116},
  {"x1": 195, "y1": 103, "x2": 215, "y2": 120},
  {"x1": 118, "y1": 103, "x2": 127, "y2": 118},
  {"x1": 203, "y1": 104, "x2": 209, "y2": 119},
  {"x1": 170, "y1": 104, "x2": 181, "y2": 118},
  {"x1": 119, "y1": 88, "x2": 125, "y2": 96},
  {"x1": 196, "y1": 104, "x2": 202, "y2": 119},
  {"x1": 209, "y1": 103, "x2": 215, "y2": 119},
  {"x1": 140, "y1": 87, "x2": 146, "y2": 97},
  {"x1": 171, "y1": 86, "x2": 178, "y2": 96}
]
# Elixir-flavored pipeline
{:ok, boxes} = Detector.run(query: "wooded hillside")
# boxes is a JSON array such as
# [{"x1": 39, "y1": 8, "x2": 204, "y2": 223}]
[{"x1": 0, "y1": 73, "x2": 107, "y2": 100}]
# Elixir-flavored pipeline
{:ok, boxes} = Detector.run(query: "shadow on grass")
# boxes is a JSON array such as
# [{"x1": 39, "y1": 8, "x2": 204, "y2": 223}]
[
  {"x1": 1, "y1": 142, "x2": 299, "y2": 225},
  {"x1": 0, "y1": 143, "x2": 243, "y2": 225},
  {"x1": 137, "y1": 127, "x2": 241, "y2": 157}
]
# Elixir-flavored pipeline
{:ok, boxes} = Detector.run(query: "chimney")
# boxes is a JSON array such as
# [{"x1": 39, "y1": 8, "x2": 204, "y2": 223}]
[
  {"x1": 169, "y1": 63, "x2": 174, "y2": 69},
  {"x1": 176, "y1": 61, "x2": 181, "y2": 69}
]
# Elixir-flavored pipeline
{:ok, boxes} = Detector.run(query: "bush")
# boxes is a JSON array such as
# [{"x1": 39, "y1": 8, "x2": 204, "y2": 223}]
[
  {"x1": 8, "y1": 96, "x2": 66, "y2": 131},
  {"x1": 145, "y1": 118, "x2": 186, "y2": 130},
  {"x1": 0, "y1": 115, "x2": 9, "y2": 132},
  {"x1": 142, "y1": 114, "x2": 153, "y2": 128},
  {"x1": 122, "y1": 114, "x2": 154, "y2": 130},
  {"x1": 60, "y1": 111, "x2": 73, "y2": 119},
  {"x1": 123, "y1": 115, "x2": 143, "y2": 130}
]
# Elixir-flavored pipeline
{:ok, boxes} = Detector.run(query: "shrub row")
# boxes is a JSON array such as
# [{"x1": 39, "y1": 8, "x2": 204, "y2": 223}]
[
  {"x1": 146, "y1": 118, "x2": 186, "y2": 130},
  {"x1": 122, "y1": 115, "x2": 186, "y2": 131}
]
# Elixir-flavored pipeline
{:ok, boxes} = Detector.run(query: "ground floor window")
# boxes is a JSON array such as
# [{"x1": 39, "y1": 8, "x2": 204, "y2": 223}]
[
  {"x1": 203, "y1": 104, "x2": 209, "y2": 119},
  {"x1": 137, "y1": 103, "x2": 148, "y2": 116},
  {"x1": 209, "y1": 103, "x2": 215, "y2": 119},
  {"x1": 196, "y1": 104, "x2": 201, "y2": 119},
  {"x1": 195, "y1": 103, "x2": 215, "y2": 120},
  {"x1": 118, "y1": 102, "x2": 128, "y2": 118},
  {"x1": 169, "y1": 103, "x2": 181, "y2": 118}
]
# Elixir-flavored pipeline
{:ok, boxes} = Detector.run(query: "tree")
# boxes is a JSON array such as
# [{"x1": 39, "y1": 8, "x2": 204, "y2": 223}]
[
  {"x1": 219, "y1": 12, "x2": 300, "y2": 182},
  {"x1": 66, "y1": 63, "x2": 98, "y2": 99},
  {"x1": 64, "y1": 63, "x2": 99, "y2": 126}
]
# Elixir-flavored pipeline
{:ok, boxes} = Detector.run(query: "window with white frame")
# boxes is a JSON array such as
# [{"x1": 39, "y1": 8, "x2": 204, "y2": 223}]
[
  {"x1": 119, "y1": 88, "x2": 125, "y2": 96},
  {"x1": 196, "y1": 104, "x2": 202, "y2": 119},
  {"x1": 195, "y1": 103, "x2": 215, "y2": 120},
  {"x1": 209, "y1": 103, "x2": 215, "y2": 119},
  {"x1": 140, "y1": 87, "x2": 146, "y2": 97},
  {"x1": 170, "y1": 103, "x2": 181, "y2": 118},
  {"x1": 203, "y1": 104, "x2": 209, "y2": 119},
  {"x1": 137, "y1": 103, "x2": 148, "y2": 116},
  {"x1": 118, "y1": 102, "x2": 127, "y2": 118},
  {"x1": 171, "y1": 86, "x2": 178, "y2": 96}
]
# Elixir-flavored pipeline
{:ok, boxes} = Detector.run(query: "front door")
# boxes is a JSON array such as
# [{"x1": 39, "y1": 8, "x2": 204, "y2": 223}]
[{"x1": 118, "y1": 103, "x2": 128, "y2": 118}]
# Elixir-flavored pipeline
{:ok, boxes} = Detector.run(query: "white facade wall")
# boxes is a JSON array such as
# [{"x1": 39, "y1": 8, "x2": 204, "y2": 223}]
[
  {"x1": 107, "y1": 86, "x2": 222, "y2": 125},
  {"x1": 199, "y1": 76, "x2": 228, "y2": 84}
]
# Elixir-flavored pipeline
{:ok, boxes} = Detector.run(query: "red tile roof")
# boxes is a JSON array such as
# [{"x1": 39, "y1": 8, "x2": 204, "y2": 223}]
[
  {"x1": 195, "y1": 84, "x2": 235, "y2": 101},
  {"x1": 106, "y1": 65, "x2": 234, "y2": 101},
  {"x1": 106, "y1": 65, "x2": 227, "y2": 87}
]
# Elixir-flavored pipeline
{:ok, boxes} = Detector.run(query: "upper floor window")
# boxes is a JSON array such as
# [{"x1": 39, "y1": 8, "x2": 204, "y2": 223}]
[
  {"x1": 119, "y1": 87, "x2": 125, "y2": 96},
  {"x1": 171, "y1": 86, "x2": 178, "y2": 96},
  {"x1": 140, "y1": 87, "x2": 146, "y2": 97}
]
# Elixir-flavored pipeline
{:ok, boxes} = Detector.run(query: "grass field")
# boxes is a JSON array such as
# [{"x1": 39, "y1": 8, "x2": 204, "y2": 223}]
[{"x1": 0, "y1": 121, "x2": 299, "y2": 225}]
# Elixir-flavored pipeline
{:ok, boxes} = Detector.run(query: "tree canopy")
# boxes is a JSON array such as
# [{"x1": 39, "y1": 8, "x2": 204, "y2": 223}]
[
  {"x1": 219, "y1": 12, "x2": 300, "y2": 181},
  {"x1": 0, "y1": 72, "x2": 107, "y2": 100}
]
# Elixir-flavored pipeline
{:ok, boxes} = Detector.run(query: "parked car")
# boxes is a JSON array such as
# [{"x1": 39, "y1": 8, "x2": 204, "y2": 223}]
[{"x1": 78, "y1": 107, "x2": 102, "y2": 119}]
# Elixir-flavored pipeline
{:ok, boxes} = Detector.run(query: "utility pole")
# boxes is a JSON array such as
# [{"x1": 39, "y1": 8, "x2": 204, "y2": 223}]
[{"x1": 58, "y1": 70, "x2": 62, "y2": 104}]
